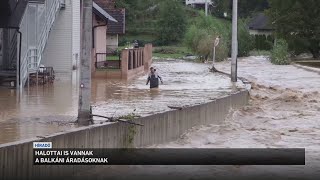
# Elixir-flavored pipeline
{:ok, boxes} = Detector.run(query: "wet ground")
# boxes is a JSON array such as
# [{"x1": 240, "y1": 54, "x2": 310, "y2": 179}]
[
  {"x1": 0, "y1": 60, "x2": 241, "y2": 145},
  {"x1": 76, "y1": 57, "x2": 320, "y2": 180},
  {"x1": 296, "y1": 60, "x2": 320, "y2": 68}
]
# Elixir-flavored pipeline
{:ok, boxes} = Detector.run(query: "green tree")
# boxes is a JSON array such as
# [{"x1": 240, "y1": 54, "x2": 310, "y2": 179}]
[
  {"x1": 238, "y1": 19, "x2": 254, "y2": 56},
  {"x1": 213, "y1": 0, "x2": 269, "y2": 18},
  {"x1": 267, "y1": 0, "x2": 320, "y2": 58},
  {"x1": 156, "y1": 0, "x2": 187, "y2": 45},
  {"x1": 184, "y1": 12, "x2": 231, "y2": 61}
]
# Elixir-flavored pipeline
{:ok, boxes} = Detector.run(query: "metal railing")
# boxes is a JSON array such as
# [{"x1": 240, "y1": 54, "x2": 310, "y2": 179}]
[
  {"x1": 95, "y1": 53, "x2": 121, "y2": 69},
  {"x1": 20, "y1": 0, "x2": 62, "y2": 89}
]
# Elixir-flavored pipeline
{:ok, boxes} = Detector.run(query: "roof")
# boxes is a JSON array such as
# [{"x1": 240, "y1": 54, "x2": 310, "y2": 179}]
[
  {"x1": 0, "y1": 0, "x2": 28, "y2": 28},
  {"x1": 93, "y1": 2, "x2": 117, "y2": 23},
  {"x1": 248, "y1": 13, "x2": 273, "y2": 31},
  {"x1": 105, "y1": 8, "x2": 125, "y2": 34}
]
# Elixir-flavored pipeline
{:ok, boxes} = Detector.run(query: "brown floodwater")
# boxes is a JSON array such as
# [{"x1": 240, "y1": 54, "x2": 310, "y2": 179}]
[{"x1": 0, "y1": 60, "x2": 242, "y2": 145}]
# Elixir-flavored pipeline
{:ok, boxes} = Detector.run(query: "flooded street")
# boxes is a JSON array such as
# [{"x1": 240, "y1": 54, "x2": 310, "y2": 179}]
[
  {"x1": 76, "y1": 57, "x2": 320, "y2": 180},
  {"x1": 0, "y1": 73, "x2": 79, "y2": 144},
  {"x1": 92, "y1": 60, "x2": 243, "y2": 120},
  {"x1": 0, "y1": 60, "x2": 240, "y2": 145}
]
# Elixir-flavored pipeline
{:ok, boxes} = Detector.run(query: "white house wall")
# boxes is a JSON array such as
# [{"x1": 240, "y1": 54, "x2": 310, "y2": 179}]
[
  {"x1": 106, "y1": 34, "x2": 118, "y2": 52},
  {"x1": 42, "y1": 0, "x2": 73, "y2": 74}
]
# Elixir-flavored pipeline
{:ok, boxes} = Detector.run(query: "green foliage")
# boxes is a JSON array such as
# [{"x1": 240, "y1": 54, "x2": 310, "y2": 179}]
[
  {"x1": 212, "y1": 0, "x2": 269, "y2": 18},
  {"x1": 270, "y1": 39, "x2": 290, "y2": 65},
  {"x1": 238, "y1": 0, "x2": 269, "y2": 18},
  {"x1": 119, "y1": 112, "x2": 138, "y2": 148},
  {"x1": 238, "y1": 19, "x2": 254, "y2": 57},
  {"x1": 254, "y1": 35, "x2": 274, "y2": 50},
  {"x1": 153, "y1": 46, "x2": 192, "y2": 59},
  {"x1": 184, "y1": 12, "x2": 231, "y2": 61},
  {"x1": 156, "y1": 0, "x2": 187, "y2": 44},
  {"x1": 249, "y1": 50, "x2": 271, "y2": 56},
  {"x1": 266, "y1": 0, "x2": 320, "y2": 58}
]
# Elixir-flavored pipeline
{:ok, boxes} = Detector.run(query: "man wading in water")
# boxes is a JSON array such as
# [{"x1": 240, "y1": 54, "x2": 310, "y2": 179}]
[{"x1": 146, "y1": 67, "x2": 163, "y2": 89}]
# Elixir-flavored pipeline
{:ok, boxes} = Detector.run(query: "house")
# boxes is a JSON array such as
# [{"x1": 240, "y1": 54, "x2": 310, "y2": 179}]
[
  {"x1": 94, "y1": 0, "x2": 126, "y2": 53},
  {"x1": 0, "y1": 0, "x2": 71, "y2": 89},
  {"x1": 186, "y1": 0, "x2": 213, "y2": 7},
  {"x1": 92, "y1": 1, "x2": 118, "y2": 74},
  {"x1": 248, "y1": 13, "x2": 274, "y2": 36},
  {"x1": 106, "y1": 9, "x2": 125, "y2": 53},
  {"x1": 248, "y1": 13, "x2": 275, "y2": 50}
]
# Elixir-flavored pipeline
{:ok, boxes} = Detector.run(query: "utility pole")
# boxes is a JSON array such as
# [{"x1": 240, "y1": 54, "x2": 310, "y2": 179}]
[
  {"x1": 78, "y1": 0, "x2": 92, "y2": 125},
  {"x1": 205, "y1": 0, "x2": 208, "y2": 16},
  {"x1": 231, "y1": 0, "x2": 238, "y2": 82}
]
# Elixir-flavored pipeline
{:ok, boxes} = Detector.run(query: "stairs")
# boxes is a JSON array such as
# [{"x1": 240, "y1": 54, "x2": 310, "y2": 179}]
[{"x1": 20, "y1": 0, "x2": 63, "y2": 89}]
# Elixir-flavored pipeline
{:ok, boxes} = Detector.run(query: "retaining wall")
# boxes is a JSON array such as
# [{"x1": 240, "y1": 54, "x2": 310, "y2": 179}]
[{"x1": 0, "y1": 90, "x2": 249, "y2": 179}]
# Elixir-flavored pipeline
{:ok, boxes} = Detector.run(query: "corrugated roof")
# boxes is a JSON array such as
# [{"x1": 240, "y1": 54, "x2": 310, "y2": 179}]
[{"x1": 93, "y1": 2, "x2": 117, "y2": 23}]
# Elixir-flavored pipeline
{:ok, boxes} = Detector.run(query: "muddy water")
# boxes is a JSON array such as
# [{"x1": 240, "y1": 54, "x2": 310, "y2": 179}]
[
  {"x1": 0, "y1": 73, "x2": 79, "y2": 145},
  {"x1": 0, "y1": 60, "x2": 240, "y2": 145},
  {"x1": 75, "y1": 57, "x2": 320, "y2": 180},
  {"x1": 92, "y1": 60, "x2": 243, "y2": 120}
]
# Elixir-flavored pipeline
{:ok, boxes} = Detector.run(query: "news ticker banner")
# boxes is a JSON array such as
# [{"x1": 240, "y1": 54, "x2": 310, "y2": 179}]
[{"x1": 33, "y1": 142, "x2": 305, "y2": 165}]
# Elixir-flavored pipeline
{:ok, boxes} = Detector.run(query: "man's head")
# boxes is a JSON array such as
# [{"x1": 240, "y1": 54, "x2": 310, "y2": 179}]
[{"x1": 150, "y1": 67, "x2": 154, "y2": 72}]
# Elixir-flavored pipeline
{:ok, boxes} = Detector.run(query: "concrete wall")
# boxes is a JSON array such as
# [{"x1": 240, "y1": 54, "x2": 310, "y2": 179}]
[
  {"x1": 0, "y1": 90, "x2": 249, "y2": 179},
  {"x1": 42, "y1": 0, "x2": 73, "y2": 74}
]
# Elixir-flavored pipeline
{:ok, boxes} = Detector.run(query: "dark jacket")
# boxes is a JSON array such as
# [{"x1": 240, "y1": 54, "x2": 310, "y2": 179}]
[{"x1": 147, "y1": 72, "x2": 162, "y2": 88}]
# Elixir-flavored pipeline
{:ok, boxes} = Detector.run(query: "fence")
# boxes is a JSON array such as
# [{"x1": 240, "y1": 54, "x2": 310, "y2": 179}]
[
  {"x1": 120, "y1": 44, "x2": 153, "y2": 80},
  {"x1": 93, "y1": 44, "x2": 152, "y2": 79},
  {"x1": 95, "y1": 53, "x2": 121, "y2": 69}
]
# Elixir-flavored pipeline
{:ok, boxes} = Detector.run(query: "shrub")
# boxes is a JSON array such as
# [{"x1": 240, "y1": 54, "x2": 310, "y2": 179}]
[
  {"x1": 184, "y1": 12, "x2": 231, "y2": 62},
  {"x1": 238, "y1": 19, "x2": 254, "y2": 57},
  {"x1": 270, "y1": 39, "x2": 290, "y2": 65}
]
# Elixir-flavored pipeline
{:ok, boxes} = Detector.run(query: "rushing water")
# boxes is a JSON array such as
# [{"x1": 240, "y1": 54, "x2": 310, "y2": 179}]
[{"x1": 0, "y1": 60, "x2": 242, "y2": 145}]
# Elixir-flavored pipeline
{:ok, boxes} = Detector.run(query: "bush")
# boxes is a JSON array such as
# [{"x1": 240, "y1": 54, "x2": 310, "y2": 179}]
[
  {"x1": 270, "y1": 39, "x2": 290, "y2": 65},
  {"x1": 184, "y1": 12, "x2": 231, "y2": 61},
  {"x1": 238, "y1": 19, "x2": 254, "y2": 57},
  {"x1": 119, "y1": 37, "x2": 128, "y2": 46}
]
